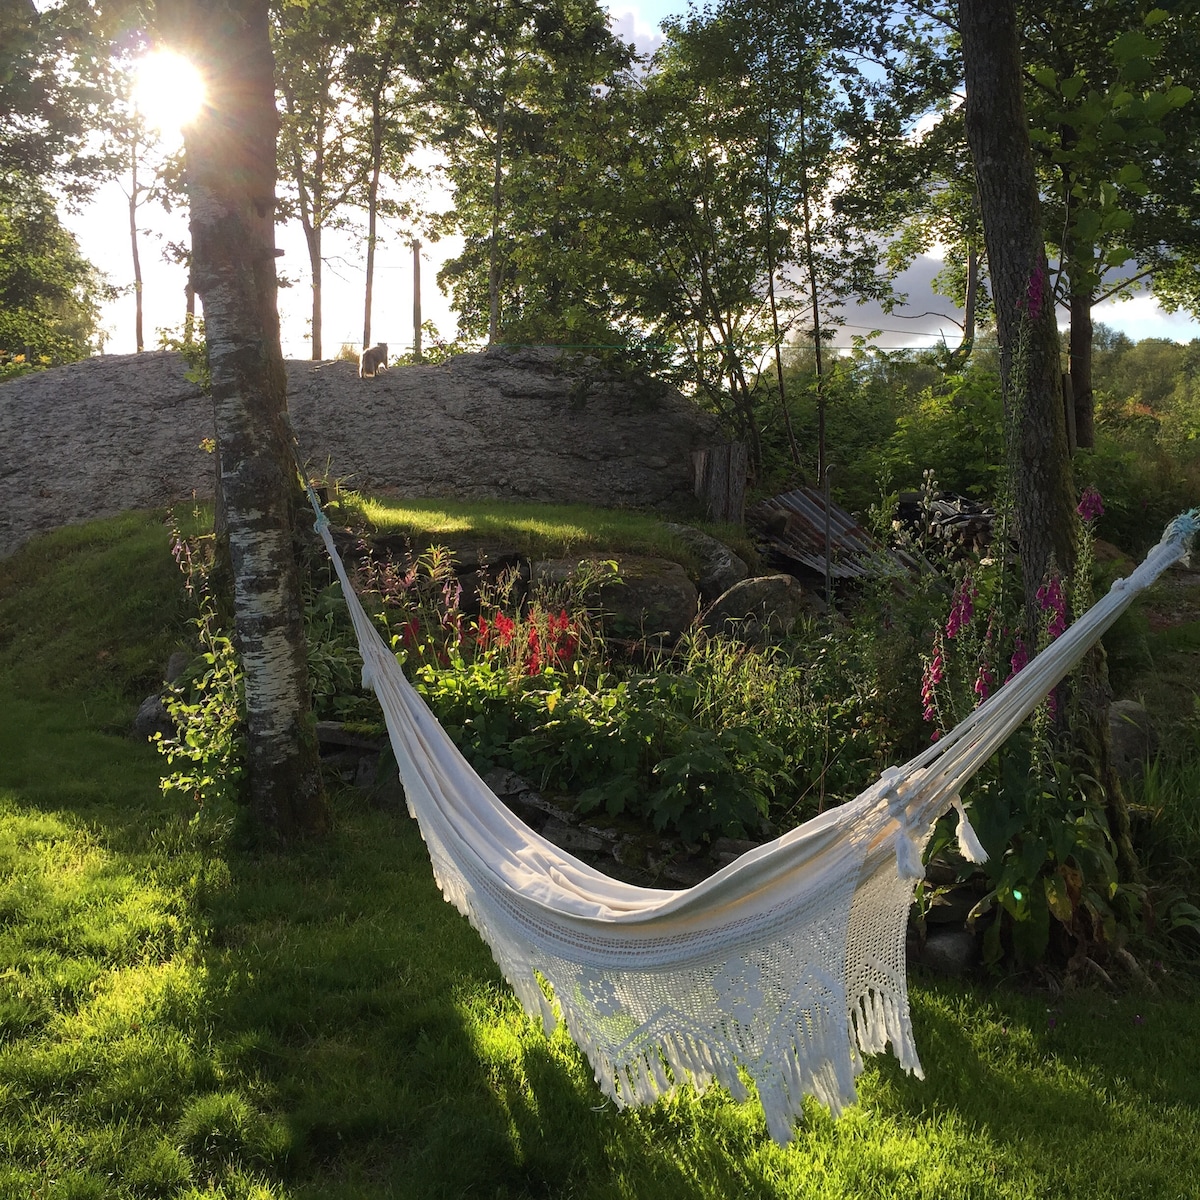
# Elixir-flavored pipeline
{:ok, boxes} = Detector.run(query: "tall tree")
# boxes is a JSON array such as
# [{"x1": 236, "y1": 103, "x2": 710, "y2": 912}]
[
  {"x1": 0, "y1": 170, "x2": 108, "y2": 365},
  {"x1": 960, "y1": 0, "x2": 1137, "y2": 880},
  {"x1": 0, "y1": 0, "x2": 117, "y2": 193},
  {"x1": 274, "y1": 0, "x2": 369, "y2": 360},
  {"x1": 960, "y1": 0, "x2": 1077, "y2": 607},
  {"x1": 417, "y1": 0, "x2": 632, "y2": 345},
  {"x1": 107, "y1": 55, "x2": 174, "y2": 355},
  {"x1": 342, "y1": 4, "x2": 421, "y2": 353},
  {"x1": 159, "y1": 0, "x2": 330, "y2": 839},
  {"x1": 1024, "y1": 2, "x2": 1196, "y2": 449}
]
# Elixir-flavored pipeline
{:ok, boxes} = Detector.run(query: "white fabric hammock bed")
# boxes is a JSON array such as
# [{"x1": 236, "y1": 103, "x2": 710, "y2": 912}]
[{"x1": 309, "y1": 502, "x2": 1197, "y2": 1143}]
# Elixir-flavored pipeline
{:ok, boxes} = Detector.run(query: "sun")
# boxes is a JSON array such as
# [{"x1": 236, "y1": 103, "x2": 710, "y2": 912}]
[{"x1": 132, "y1": 50, "x2": 206, "y2": 135}]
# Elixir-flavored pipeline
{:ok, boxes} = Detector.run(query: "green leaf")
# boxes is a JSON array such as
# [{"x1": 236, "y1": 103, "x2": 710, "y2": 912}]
[
  {"x1": 1072, "y1": 207, "x2": 1103, "y2": 241},
  {"x1": 1033, "y1": 65, "x2": 1059, "y2": 91},
  {"x1": 1143, "y1": 8, "x2": 1170, "y2": 26},
  {"x1": 1044, "y1": 872, "x2": 1074, "y2": 923},
  {"x1": 1060, "y1": 75, "x2": 1087, "y2": 103},
  {"x1": 1108, "y1": 29, "x2": 1161, "y2": 65},
  {"x1": 1165, "y1": 84, "x2": 1195, "y2": 110},
  {"x1": 1121, "y1": 57, "x2": 1155, "y2": 84}
]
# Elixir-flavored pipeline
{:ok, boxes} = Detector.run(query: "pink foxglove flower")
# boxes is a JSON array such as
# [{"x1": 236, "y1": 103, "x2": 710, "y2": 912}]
[
  {"x1": 1077, "y1": 486, "x2": 1104, "y2": 523},
  {"x1": 1025, "y1": 262, "x2": 1049, "y2": 321},
  {"x1": 945, "y1": 578, "x2": 976, "y2": 639},
  {"x1": 1037, "y1": 576, "x2": 1067, "y2": 640},
  {"x1": 1009, "y1": 635, "x2": 1029, "y2": 679}
]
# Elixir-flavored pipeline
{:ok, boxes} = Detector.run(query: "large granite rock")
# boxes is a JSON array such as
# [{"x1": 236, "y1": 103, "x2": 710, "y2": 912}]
[{"x1": 0, "y1": 347, "x2": 722, "y2": 559}]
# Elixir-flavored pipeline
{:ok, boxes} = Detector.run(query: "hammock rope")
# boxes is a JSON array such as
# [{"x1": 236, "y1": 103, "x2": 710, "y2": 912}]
[{"x1": 302, "y1": 483, "x2": 1197, "y2": 1143}]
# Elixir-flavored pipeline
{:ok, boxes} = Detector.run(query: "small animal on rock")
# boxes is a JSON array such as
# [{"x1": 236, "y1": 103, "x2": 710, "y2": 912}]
[{"x1": 359, "y1": 343, "x2": 388, "y2": 378}]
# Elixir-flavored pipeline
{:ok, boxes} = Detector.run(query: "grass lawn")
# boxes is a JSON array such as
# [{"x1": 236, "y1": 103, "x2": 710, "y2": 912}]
[{"x1": 2, "y1": 511, "x2": 1200, "y2": 1199}]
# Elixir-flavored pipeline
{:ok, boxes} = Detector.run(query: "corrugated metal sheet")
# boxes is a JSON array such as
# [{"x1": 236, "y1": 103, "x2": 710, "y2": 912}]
[{"x1": 751, "y1": 488, "x2": 921, "y2": 580}]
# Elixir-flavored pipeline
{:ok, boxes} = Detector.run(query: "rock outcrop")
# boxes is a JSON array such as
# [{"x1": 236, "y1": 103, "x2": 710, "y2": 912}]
[{"x1": 0, "y1": 347, "x2": 721, "y2": 559}]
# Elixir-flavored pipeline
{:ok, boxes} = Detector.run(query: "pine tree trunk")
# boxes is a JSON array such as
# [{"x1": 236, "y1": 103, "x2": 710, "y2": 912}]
[
  {"x1": 165, "y1": 0, "x2": 329, "y2": 841},
  {"x1": 960, "y1": 0, "x2": 1076, "y2": 612},
  {"x1": 960, "y1": 0, "x2": 1135, "y2": 880},
  {"x1": 308, "y1": 221, "x2": 322, "y2": 360},
  {"x1": 362, "y1": 99, "x2": 383, "y2": 351},
  {"x1": 488, "y1": 103, "x2": 505, "y2": 346},
  {"x1": 412, "y1": 239, "x2": 422, "y2": 362}
]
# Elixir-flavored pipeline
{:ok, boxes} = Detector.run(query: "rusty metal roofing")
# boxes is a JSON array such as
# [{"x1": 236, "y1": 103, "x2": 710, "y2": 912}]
[{"x1": 750, "y1": 488, "x2": 922, "y2": 580}]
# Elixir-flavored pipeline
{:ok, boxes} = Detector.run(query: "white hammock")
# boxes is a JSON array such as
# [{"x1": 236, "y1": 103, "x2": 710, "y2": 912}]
[{"x1": 311, "y1": 505, "x2": 1196, "y2": 1143}]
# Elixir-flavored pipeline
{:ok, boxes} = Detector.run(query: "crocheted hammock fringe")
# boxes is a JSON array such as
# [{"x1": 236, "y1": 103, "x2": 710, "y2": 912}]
[{"x1": 310, "y1": 507, "x2": 1197, "y2": 1144}]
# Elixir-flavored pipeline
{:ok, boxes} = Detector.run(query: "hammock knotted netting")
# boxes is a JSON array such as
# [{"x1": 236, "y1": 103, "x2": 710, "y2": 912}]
[{"x1": 308, "y1": 498, "x2": 1197, "y2": 1143}]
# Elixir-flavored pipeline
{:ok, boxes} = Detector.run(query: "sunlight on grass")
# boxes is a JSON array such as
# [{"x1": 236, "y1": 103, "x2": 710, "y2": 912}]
[
  {"x1": 4, "y1": 514, "x2": 1200, "y2": 1197},
  {"x1": 349, "y1": 493, "x2": 705, "y2": 565}
]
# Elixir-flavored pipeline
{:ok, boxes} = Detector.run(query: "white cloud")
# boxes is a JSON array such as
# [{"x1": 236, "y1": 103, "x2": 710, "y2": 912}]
[{"x1": 606, "y1": 8, "x2": 665, "y2": 54}]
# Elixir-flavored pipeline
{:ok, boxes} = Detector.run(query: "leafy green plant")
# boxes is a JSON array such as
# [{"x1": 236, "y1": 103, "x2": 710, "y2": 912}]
[
  {"x1": 0, "y1": 349, "x2": 49, "y2": 381},
  {"x1": 154, "y1": 524, "x2": 245, "y2": 832},
  {"x1": 915, "y1": 490, "x2": 1161, "y2": 971},
  {"x1": 966, "y1": 735, "x2": 1125, "y2": 969},
  {"x1": 885, "y1": 367, "x2": 1006, "y2": 499},
  {"x1": 158, "y1": 317, "x2": 211, "y2": 394}
]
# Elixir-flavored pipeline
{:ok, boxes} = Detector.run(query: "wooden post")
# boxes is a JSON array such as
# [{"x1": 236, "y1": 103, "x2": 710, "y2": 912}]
[{"x1": 692, "y1": 443, "x2": 747, "y2": 524}]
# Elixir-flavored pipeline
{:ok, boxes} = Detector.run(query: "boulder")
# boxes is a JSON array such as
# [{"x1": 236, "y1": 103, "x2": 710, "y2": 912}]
[
  {"x1": 532, "y1": 555, "x2": 699, "y2": 642},
  {"x1": 1108, "y1": 699, "x2": 1156, "y2": 781},
  {"x1": 165, "y1": 650, "x2": 191, "y2": 683},
  {"x1": 132, "y1": 692, "x2": 174, "y2": 741},
  {"x1": 916, "y1": 927, "x2": 978, "y2": 978},
  {"x1": 699, "y1": 574, "x2": 819, "y2": 639},
  {"x1": 662, "y1": 521, "x2": 750, "y2": 603}
]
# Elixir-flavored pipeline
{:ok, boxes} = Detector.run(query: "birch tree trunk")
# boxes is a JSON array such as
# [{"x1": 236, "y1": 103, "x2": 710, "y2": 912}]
[{"x1": 163, "y1": 0, "x2": 329, "y2": 840}]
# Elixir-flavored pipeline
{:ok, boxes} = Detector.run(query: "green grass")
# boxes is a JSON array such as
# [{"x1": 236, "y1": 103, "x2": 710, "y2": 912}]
[
  {"x1": 3, "y1": 511, "x2": 1200, "y2": 1197},
  {"x1": 336, "y1": 492, "x2": 755, "y2": 570}
]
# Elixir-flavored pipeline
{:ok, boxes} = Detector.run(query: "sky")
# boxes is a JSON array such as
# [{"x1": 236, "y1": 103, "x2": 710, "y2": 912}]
[{"x1": 64, "y1": 0, "x2": 1199, "y2": 361}]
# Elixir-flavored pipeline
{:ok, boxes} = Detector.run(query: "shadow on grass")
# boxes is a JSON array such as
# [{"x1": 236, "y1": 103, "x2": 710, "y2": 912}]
[
  {"x1": 4, "y1": 686, "x2": 1200, "y2": 1199},
  {"x1": 191, "y1": 789, "x2": 748, "y2": 1199}
]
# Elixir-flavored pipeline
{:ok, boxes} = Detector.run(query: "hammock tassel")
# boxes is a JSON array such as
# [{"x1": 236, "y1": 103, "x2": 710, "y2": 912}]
[
  {"x1": 951, "y1": 796, "x2": 988, "y2": 863},
  {"x1": 881, "y1": 767, "x2": 927, "y2": 880}
]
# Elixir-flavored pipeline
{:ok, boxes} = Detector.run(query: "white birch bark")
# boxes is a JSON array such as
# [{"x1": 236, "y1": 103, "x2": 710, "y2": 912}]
[{"x1": 163, "y1": 0, "x2": 328, "y2": 838}]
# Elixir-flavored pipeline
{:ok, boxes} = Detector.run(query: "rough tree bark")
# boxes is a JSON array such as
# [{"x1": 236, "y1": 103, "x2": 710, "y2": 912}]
[
  {"x1": 161, "y1": 0, "x2": 329, "y2": 839},
  {"x1": 1069, "y1": 287, "x2": 1096, "y2": 450},
  {"x1": 960, "y1": 0, "x2": 1135, "y2": 880},
  {"x1": 960, "y1": 0, "x2": 1077, "y2": 610}
]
